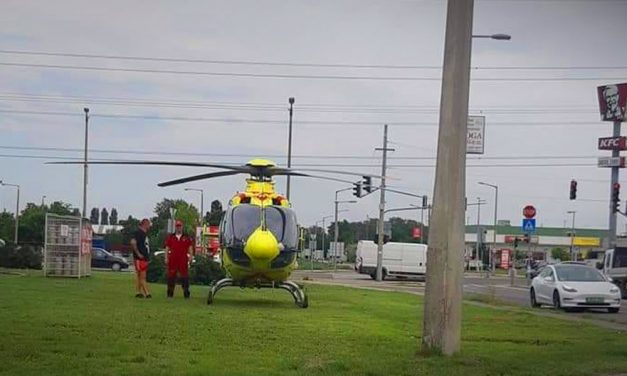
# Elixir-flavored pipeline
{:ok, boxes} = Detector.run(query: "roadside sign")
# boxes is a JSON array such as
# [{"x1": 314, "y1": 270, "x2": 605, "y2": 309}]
[
  {"x1": 598, "y1": 136, "x2": 627, "y2": 150},
  {"x1": 523, "y1": 205, "x2": 536, "y2": 219},
  {"x1": 522, "y1": 218, "x2": 536, "y2": 233},
  {"x1": 466, "y1": 116, "x2": 485, "y2": 154},
  {"x1": 500, "y1": 249, "x2": 510, "y2": 270},
  {"x1": 412, "y1": 227, "x2": 421, "y2": 239},
  {"x1": 597, "y1": 156, "x2": 626, "y2": 168},
  {"x1": 597, "y1": 83, "x2": 627, "y2": 122}
]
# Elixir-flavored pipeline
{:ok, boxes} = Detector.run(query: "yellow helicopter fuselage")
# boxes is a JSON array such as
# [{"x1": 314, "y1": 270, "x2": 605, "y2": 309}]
[{"x1": 220, "y1": 176, "x2": 299, "y2": 284}]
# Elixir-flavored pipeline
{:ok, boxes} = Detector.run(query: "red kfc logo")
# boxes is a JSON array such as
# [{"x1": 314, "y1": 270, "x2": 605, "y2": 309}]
[
  {"x1": 598, "y1": 83, "x2": 627, "y2": 122},
  {"x1": 598, "y1": 136, "x2": 627, "y2": 150}
]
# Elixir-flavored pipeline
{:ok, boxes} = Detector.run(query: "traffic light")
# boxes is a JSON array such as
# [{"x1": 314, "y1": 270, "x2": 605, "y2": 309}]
[
  {"x1": 422, "y1": 195, "x2": 428, "y2": 208},
  {"x1": 569, "y1": 179, "x2": 577, "y2": 200},
  {"x1": 612, "y1": 183, "x2": 621, "y2": 213},
  {"x1": 352, "y1": 182, "x2": 362, "y2": 198},
  {"x1": 362, "y1": 176, "x2": 373, "y2": 193}
]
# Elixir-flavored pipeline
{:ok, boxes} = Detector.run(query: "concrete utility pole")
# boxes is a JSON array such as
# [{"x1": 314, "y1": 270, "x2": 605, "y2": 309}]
[
  {"x1": 286, "y1": 97, "x2": 295, "y2": 200},
  {"x1": 422, "y1": 0, "x2": 474, "y2": 356},
  {"x1": 375, "y1": 124, "x2": 394, "y2": 281},
  {"x1": 82, "y1": 108, "x2": 89, "y2": 218},
  {"x1": 609, "y1": 119, "x2": 621, "y2": 247}
]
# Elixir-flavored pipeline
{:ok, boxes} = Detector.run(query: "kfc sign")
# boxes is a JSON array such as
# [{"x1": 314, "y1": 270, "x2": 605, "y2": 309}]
[
  {"x1": 598, "y1": 136, "x2": 627, "y2": 150},
  {"x1": 598, "y1": 83, "x2": 627, "y2": 122}
]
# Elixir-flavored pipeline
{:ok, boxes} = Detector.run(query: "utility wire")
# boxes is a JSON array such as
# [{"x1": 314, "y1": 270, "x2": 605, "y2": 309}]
[
  {"x1": 1, "y1": 62, "x2": 624, "y2": 81},
  {"x1": 2, "y1": 49, "x2": 627, "y2": 71}
]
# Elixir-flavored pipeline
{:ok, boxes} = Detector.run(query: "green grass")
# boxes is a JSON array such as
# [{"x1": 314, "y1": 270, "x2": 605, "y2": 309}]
[{"x1": 1, "y1": 271, "x2": 627, "y2": 376}]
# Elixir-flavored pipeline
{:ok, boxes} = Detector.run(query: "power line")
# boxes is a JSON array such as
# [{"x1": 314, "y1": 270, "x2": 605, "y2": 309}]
[
  {"x1": 0, "y1": 62, "x2": 624, "y2": 81},
  {"x1": 0, "y1": 109, "x2": 605, "y2": 127},
  {"x1": 0, "y1": 145, "x2": 600, "y2": 161},
  {"x1": 0, "y1": 153, "x2": 598, "y2": 168},
  {"x1": 2, "y1": 49, "x2": 627, "y2": 71}
]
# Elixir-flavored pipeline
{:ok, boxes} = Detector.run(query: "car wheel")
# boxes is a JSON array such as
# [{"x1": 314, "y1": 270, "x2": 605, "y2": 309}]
[
  {"x1": 553, "y1": 290, "x2": 562, "y2": 310},
  {"x1": 530, "y1": 288, "x2": 540, "y2": 308},
  {"x1": 608, "y1": 307, "x2": 620, "y2": 314},
  {"x1": 111, "y1": 263, "x2": 121, "y2": 272}
]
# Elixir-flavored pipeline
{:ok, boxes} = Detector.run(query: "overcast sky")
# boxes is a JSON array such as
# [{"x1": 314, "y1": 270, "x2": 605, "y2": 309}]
[{"x1": 1, "y1": 0, "x2": 627, "y2": 232}]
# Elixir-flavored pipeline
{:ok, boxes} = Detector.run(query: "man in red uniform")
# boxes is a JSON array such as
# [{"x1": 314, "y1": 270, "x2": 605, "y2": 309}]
[{"x1": 164, "y1": 220, "x2": 194, "y2": 298}]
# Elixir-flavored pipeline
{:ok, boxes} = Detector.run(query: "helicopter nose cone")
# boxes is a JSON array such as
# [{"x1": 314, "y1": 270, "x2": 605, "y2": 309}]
[{"x1": 244, "y1": 228, "x2": 280, "y2": 261}]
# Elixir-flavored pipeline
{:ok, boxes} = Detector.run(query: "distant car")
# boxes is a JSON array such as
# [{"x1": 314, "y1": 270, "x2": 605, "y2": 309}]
[
  {"x1": 530, "y1": 263, "x2": 621, "y2": 313},
  {"x1": 91, "y1": 248, "x2": 129, "y2": 271}
]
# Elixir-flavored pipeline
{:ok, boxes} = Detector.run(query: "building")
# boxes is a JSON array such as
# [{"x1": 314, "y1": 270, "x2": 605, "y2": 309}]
[{"x1": 464, "y1": 224, "x2": 608, "y2": 264}]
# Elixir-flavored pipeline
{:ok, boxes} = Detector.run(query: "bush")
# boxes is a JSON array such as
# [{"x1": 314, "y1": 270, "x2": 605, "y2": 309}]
[
  {"x1": 190, "y1": 254, "x2": 225, "y2": 285},
  {"x1": 146, "y1": 253, "x2": 225, "y2": 285},
  {"x1": 0, "y1": 244, "x2": 43, "y2": 269}
]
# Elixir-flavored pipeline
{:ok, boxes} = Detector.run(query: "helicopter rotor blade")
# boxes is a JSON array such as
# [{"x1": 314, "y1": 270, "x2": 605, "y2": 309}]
[
  {"x1": 269, "y1": 167, "x2": 382, "y2": 179},
  {"x1": 158, "y1": 170, "x2": 244, "y2": 187},
  {"x1": 272, "y1": 171, "x2": 358, "y2": 185},
  {"x1": 47, "y1": 160, "x2": 251, "y2": 172}
]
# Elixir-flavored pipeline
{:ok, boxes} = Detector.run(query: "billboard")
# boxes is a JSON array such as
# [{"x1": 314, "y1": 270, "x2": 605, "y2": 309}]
[
  {"x1": 597, "y1": 83, "x2": 627, "y2": 122},
  {"x1": 466, "y1": 116, "x2": 485, "y2": 154}
]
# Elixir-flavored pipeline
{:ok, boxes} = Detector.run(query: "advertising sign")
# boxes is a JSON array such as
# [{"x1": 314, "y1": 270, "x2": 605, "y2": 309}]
[
  {"x1": 466, "y1": 116, "x2": 485, "y2": 154},
  {"x1": 598, "y1": 136, "x2": 627, "y2": 150},
  {"x1": 597, "y1": 83, "x2": 627, "y2": 122},
  {"x1": 573, "y1": 237, "x2": 601, "y2": 247},
  {"x1": 597, "y1": 156, "x2": 626, "y2": 168},
  {"x1": 500, "y1": 249, "x2": 511, "y2": 270}
]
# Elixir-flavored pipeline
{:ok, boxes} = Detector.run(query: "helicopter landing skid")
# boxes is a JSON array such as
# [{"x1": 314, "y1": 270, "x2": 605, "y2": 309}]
[{"x1": 207, "y1": 278, "x2": 309, "y2": 308}]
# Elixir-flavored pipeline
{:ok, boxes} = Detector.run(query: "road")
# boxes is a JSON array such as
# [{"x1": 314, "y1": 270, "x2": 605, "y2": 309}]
[{"x1": 293, "y1": 269, "x2": 627, "y2": 327}]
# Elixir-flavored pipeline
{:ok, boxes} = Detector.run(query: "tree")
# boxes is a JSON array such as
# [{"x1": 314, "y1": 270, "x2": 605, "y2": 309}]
[
  {"x1": 110, "y1": 208, "x2": 118, "y2": 225},
  {"x1": 119, "y1": 215, "x2": 140, "y2": 245},
  {"x1": 100, "y1": 208, "x2": 109, "y2": 225},
  {"x1": 90, "y1": 208, "x2": 99, "y2": 224},
  {"x1": 206, "y1": 200, "x2": 224, "y2": 226},
  {"x1": 150, "y1": 199, "x2": 199, "y2": 250},
  {"x1": 15, "y1": 201, "x2": 77, "y2": 246},
  {"x1": 0, "y1": 211, "x2": 15, "y2": 243},
  {"x1": 551, "y1": 247, "x2": 570, "y2": 262}
]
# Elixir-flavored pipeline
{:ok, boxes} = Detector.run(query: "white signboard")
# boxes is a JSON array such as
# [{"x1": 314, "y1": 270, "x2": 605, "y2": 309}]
[
  {"x1": 60, "y1": 224, "x2": 69, "y2": 237},
  {"x1": 467, "y1": 116, "x2": 485, "y2": 155},
  {"x1": 598, "y1": 156, "x2": 626, "y2": 168}
]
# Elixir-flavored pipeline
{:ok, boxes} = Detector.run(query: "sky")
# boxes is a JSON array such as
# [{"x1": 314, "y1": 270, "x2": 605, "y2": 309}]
[{"x1": 1, "y1": 0, "x2": 627, "y2": 231}]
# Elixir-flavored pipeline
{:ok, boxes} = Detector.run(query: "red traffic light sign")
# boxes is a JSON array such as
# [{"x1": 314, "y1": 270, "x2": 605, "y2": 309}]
[{"x1": 523, "y1": 205, "x2": 536, "y2": 219}]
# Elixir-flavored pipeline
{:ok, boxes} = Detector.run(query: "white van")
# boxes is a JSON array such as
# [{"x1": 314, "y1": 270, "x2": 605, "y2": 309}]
[{"x1": 354, "y1": 240, "x2": 427, "y2": 280}]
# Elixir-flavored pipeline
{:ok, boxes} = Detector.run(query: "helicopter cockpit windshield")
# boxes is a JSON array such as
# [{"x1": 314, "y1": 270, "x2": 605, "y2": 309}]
[{"x1": 222, "y1": 204, "x2": 299, "y2": 251}]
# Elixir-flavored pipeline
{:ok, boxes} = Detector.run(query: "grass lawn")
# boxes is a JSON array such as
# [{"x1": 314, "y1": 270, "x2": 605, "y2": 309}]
[{"x1": 1, "y1": 271, "x2": 627, "y2": 376}]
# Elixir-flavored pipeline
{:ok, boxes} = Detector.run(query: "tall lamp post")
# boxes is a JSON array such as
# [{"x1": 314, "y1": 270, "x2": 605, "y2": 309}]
[
  {"x1": 333, "y1": 197, "x2": 357, "y2": 271},
  {"x1": 0, "y1": 181, "x2": 20, "y2": 244},
  {"x1": 82, "y1": 107, "x2": 89, "y2": 218},
  {"x1": 286, "y1": 97, "x2": 295, "y2": 200},
  {"x1": 568, "y1": 210, "x2": 576, "y2": 260},
  {"x1": 478, "y1": 181, "x2": 498, "y2": 275},
  {"x1": 185, "y1": 188, "x2": 204, "y2": 224}
]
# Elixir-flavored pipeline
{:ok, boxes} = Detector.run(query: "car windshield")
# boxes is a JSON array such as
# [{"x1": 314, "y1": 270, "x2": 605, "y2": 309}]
[
  {"x1": 614, "y1": 247, "x2": 627, "y2": 268},
  {"x1": 554, "y1": 265, "x2": 606, "y2": 282}
]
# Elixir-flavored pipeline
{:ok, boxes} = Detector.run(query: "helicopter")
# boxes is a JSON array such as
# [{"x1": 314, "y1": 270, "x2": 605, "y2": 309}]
[{"x1": 51, "y1": 158, "x2": 379, "y2": 308}]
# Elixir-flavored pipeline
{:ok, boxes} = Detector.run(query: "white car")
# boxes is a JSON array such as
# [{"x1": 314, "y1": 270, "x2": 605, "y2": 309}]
[{"x1": 530, "y1": 263, "x2": 621, "y2": 313}]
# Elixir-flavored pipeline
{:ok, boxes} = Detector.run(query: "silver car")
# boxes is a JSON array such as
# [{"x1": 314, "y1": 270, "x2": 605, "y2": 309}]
[{"x1": 530, "y1": 263, "x2": 621, "y2": 313}]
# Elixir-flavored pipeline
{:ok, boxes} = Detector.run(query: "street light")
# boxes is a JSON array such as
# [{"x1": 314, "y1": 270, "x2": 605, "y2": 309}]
[
  {"x1": 286, "y1": 97, "x2": 295, "y2": 200},
  {"x1": 0, "y1": 180, "x2": 20, "y2": 244},
  {"x1": 333, "y1": 189, "x2": 357, "y2": 271},
  {"x1": 567, "y1": 210, "x2": 576, "y2": 260},
  {"x1": 472, "y1": 33, "x2": 511, "y2": 40},
  {"x1": 184, "y1": 188, "x2": 204, "y2": 224},
  {"x1": 478, "y1": 181, "x2": 498, "y2": 276}
]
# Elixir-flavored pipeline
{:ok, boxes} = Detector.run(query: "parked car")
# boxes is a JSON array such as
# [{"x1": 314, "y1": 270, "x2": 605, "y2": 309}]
[
  {"x1": 530, "y1": 263, "x2": 621, "y2": 313},
  {"x1": 91, "y1": 248, "x2": 129, "y2": 271}
]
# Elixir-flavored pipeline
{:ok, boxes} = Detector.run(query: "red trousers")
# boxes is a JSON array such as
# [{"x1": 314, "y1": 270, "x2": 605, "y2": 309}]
[{"x1": 167, "y1": 254, "x2": 189, "y2": 278}]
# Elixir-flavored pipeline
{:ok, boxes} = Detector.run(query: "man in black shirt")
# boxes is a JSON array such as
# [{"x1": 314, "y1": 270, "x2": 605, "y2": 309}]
[{"x1": 131, "y1": 218, "x2": 152, "y2": 298}]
